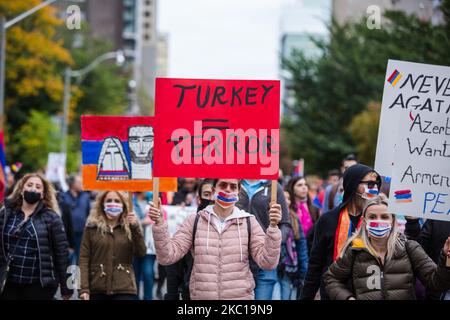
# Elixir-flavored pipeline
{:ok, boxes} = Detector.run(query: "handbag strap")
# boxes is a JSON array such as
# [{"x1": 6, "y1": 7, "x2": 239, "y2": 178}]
[{"x1": 6, "y1": 217, "x2": 32, "y2": 262}]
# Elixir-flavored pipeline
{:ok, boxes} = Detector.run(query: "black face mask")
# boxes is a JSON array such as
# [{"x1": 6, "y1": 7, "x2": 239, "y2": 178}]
[
  {"x1": 198, "y1": 198, "x2": 214, "y2": 211},
  {"x1": 23, "y1": 191, "x2": 42, "y2": 205}
]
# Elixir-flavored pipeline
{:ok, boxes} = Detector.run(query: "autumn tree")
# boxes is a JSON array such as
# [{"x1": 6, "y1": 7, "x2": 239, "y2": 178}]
[{"x1": 0, "y1": 0, "x2": 74, "y2": 171}]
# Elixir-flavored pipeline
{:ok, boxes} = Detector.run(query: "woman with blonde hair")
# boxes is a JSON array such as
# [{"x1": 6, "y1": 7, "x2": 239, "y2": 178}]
[
  {"x1": 0, "y1": 173, "x2": 72, "y2": 300},
  {"x1": 324, "y1": 196, "x2": 450, "y2": 300},
  {"x1": 78, "y1": 191, "x2": 146, "y2": 300}
]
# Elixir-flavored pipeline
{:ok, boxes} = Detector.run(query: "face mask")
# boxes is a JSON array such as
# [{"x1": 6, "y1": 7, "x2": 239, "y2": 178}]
[
  {"x1": 360, "y1": 185, "x2": 379, "y2": 200},
  {"x1": 23, "y1": 191, "x2": 42, "y2": 204},
  {"x1": 198, "y1": 198, "x2": 214, "y2": 211},
  {"x1": 104, "y1": 203, "x2": 123, "y2": 217},
  {"x1": 366, "y1": 219, "x2": 392, "y2": 238},
  {"x1": 214, "y1": 191, "x2": 239, "y2": 209}
]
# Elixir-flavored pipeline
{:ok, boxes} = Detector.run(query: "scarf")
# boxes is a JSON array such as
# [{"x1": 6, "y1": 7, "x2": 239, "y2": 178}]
[
  {"x1": 296, "y1": 201, "x2": 313, "y2": 237},
  {"x1": 333, "y1": 207, "x2": 362, "y2": 261}
]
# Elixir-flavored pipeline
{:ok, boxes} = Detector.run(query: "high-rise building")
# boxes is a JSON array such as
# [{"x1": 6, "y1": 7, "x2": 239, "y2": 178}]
[
  {"x1": 77, "y1": 0, "x2": 161, "y2": 111},
  {"x1": 157, "y1": 33, "x2": 169, "y2": 78},
  {"x1": 136, "y1": 0, "x2": 158, "y2": 102},
  {"x1": 332, "y1": 0, "x2": 444, "y2": 26},
  {"x1": 279, "y1": 0, "x2": 331, "y2": 116},
  {"x1": 85, "y1": 0, "x2": 125, "y2": 49}
]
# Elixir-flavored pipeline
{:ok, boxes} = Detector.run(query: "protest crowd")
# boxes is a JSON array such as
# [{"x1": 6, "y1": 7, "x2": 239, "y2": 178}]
[
  {"x1": 0, "y1": 152, "x2": 449, "y2": 300},
  {"x1": 0, "y1": 1, "x2": 449, "y2": 303}
]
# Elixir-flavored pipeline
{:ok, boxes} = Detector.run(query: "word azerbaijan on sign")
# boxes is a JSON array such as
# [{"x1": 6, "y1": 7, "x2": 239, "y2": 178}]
[
  {"x1": 153, "y1": 78, "x2": 280, "y2": 179},
  {"x1": 81, "y1": 115, "x2": 177, "y2": 192},
  {"x1": 375, "y1": 60, "x2": 450, "y2": 221}
]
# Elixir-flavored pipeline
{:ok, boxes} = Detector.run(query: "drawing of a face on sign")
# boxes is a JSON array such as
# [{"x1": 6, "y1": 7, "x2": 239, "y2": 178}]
[
  {"x1": 97, "y1": 137, "x2": 130, "y2": 180},
  {"x1": 128, "y1": 126, "x2": 153, "y2": 180}
]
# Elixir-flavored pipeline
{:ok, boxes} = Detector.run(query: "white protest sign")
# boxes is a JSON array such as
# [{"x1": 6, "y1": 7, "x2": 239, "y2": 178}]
[
  {"x1": 377, "y1": 61, "x2": 450, "y2": 221},
  {"x1": 388, "y1": 109, "x2": 449, "y2": 221},
  {"x1": 374, "y1": 60, "x2": 450, "y2": 179},
  {"x1": 161, "y1": 205, "x2": 197, "y2": 236},
  {"x1": 45, "y1": 152, "x2": 68, "y2": 191}
]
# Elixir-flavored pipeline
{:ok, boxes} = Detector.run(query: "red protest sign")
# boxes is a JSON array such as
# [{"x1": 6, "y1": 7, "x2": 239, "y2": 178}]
[{"x1": 153, "y1": 78, "x2": 280, "y2": 179}]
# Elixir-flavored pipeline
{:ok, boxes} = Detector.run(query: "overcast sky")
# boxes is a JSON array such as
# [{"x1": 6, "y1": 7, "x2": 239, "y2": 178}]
[{"x1": 158, "y1": 0, "x2": 283, "y2": 80}]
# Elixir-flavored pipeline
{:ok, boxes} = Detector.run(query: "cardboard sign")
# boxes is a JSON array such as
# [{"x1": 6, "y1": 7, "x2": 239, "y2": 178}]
[
  {"x1": 388, "y1": 109, "x2": 450, "y2": 221},
  {"x1": 45, "y1": 152, "x2": 68, "y2": 192},
  {"x1": 153, "y1": 78, "x2": 280, "y2": 179},
  {"x1": 81, "y1": 115, "x2": 177, "y2": 191},
  {"x1": 375, "y1": 60, "x2": 450, "y2": 178}
]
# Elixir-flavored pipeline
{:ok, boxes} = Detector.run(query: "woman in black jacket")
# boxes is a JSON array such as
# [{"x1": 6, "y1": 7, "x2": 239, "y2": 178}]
[{"x1": 0, "y1": 173, "x2": 73, "y2": 300}]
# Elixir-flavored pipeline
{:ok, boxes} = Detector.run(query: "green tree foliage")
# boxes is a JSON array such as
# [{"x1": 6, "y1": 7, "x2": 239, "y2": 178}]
[
  {"x1": 282, "y1": 7, "x2": 450, "y2": 175},
  {"x1": 12, "y1": 110, "x2": 60, "y2": 171},
  {"x1": 349, "y1": 102, "x2": 381, "y2": 166}
]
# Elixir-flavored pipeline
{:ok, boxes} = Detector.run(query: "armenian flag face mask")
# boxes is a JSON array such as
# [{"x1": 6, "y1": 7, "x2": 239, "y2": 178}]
[
  {"x1": 213, "y1": 191, "x2": 239, "y2": 209},
  {"x1": 361, "y1": 185, "x2": 379, "y2": 200},
  {"x1": 104, "y1": 203, "x2": 123, "y2": 217}
]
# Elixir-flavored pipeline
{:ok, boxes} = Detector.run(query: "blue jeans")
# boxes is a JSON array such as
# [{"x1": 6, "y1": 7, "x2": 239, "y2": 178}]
[
  {"x1": 133, "y1": 254, "x2": 156, "y2": 300},
  {"x1": 71, "y1": 231, "x2": 84, "y2": 265},
  {"x1": 254, "y1": 269, "x2": 278, "y2": 300},
  {"x1": 278, "y1": 275, "x2": 297, "y2": 300}
]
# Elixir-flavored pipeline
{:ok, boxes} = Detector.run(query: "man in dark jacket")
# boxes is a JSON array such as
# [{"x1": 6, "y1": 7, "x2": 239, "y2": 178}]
[
  {"x1": 300, "y1": 164, "x2": 381, "y2": 300},
  {"x1": 236, "y1": 179, "x2": 291, "y2": 300},
  {"x1": 405, "y1": 218, "x2": 450, "y2": 299},
  {"x1": 57, "y1": 192, "x2": 74, "y2": 250}
]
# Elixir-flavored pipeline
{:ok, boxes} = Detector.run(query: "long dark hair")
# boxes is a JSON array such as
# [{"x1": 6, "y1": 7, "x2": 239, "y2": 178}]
[
  {"x1": 286, "y1": 176, "x2": 319, "y2": 222},
  {"x1": 198, "y1": 179, "x2": 214, "y2": 198}
]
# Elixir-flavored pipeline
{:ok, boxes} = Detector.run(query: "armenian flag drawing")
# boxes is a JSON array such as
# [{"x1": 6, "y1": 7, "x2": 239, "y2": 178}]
[
  {"x1": 81, "y1": 115, "x2": 177, "y2": 192},
  {"x1": 387, "y1": 69, "x2": 403, "y2": 87},
  {"x1": 394, "y1": 189, "x2": 412, "y2": 203}
]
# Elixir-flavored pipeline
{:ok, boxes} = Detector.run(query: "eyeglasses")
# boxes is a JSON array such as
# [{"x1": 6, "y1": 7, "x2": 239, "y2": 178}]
[{"x1": 360, "y1": 180, "x2": 379, "y2": 189}]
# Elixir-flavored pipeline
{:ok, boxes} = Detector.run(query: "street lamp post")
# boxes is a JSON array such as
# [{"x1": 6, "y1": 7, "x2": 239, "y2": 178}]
[{"x1": 60, "y1": 50, "x2": 126, "y2": 155}]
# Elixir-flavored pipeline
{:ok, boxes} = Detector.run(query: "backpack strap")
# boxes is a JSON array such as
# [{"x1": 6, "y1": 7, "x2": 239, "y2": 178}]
[
  {"x1": 192, "y1": 213, "x2": 201, "y2": 249},
  {"x1": 246, "y1": 216, "x2": 251, "y2": 256}
]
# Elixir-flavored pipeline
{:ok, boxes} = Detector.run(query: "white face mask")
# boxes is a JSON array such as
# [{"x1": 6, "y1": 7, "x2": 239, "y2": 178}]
[
  {"x1": 104, "y1": 203, "x2": 123, "y2": 217},
  {"x1": 366, "y1": 219, "x2": 392, "y2": 238}
]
